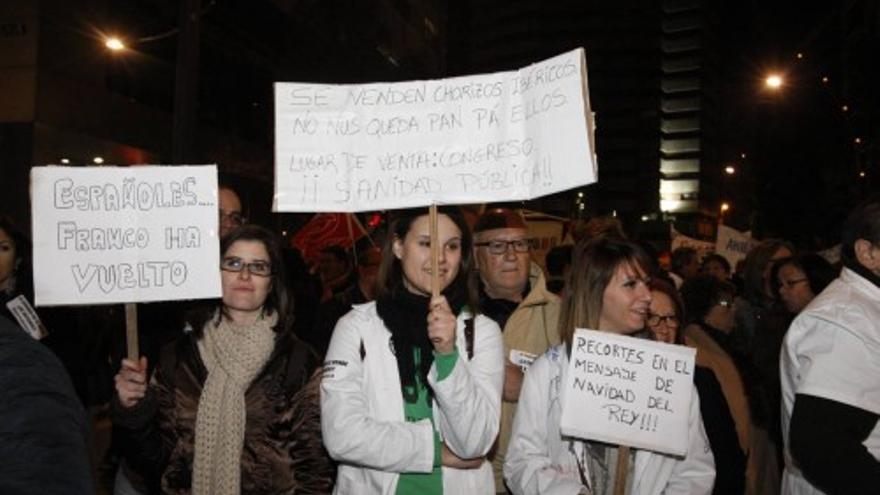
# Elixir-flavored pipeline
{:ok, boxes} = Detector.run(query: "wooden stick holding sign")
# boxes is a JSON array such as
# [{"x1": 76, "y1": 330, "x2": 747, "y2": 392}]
[
  {"x1": 614, "y1": 446, "x2": 630, "y2": 495},
  {"x1": 429, "y1": 204, "x2": 440, "y2": 298},
  {"x1": 125, "y1": 303, "x2": 139, "y2": 362}
]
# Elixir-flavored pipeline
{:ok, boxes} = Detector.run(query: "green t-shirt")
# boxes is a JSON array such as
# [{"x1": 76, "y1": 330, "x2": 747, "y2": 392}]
[{"x1": 394, "y1": 347, "x2": 459, "y2": 495}]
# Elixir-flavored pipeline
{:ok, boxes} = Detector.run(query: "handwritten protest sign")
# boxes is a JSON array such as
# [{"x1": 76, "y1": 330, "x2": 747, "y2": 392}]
[
  {"x1": 31, "y1": 166, "x2": 221, "y2": 306},
  {"x1": 670, "y1": 226, "x2": 714, "y2": 259},
  {"x1": 715, "y1": 225, "x2": 754, "y2": 268},
  {"x1": 560, "y1": 329, "x2": 696, "y2": 456},
  {"x1": 274, "y1": 47, "x2": 596, "y2": 212}
]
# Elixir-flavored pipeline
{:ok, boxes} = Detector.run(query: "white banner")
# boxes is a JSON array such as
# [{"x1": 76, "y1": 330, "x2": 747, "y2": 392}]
[
  {"x1": 670, "y1": 226, "x2": 714, "y2": 259},
  {"x1": 31, "y1": 166, "x2": 222, "y2": 306},
  {"x1": 274, "y1": 48, "x2": 596, "y2": 212},
  {"x1": 560, "y1": 329, "x2": 696, "y2": 456},
  {"x1": 715, "y1": 225, "x2": 754, "y2": 268}
]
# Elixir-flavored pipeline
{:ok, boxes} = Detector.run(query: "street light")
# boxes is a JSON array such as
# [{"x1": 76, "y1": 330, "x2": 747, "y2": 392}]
[
  {"x1": 725, "y1": 165, "x2": 736, "y2": 175},
  {"x1": 765, "y1": 74, "x2": 783, "y2": 90},
  {"x1": 720, "y1": 202, "x2": 730, "y2": 213},
  {"x1": 104, "y1": 37, "x2": 126, "y2": 51}
]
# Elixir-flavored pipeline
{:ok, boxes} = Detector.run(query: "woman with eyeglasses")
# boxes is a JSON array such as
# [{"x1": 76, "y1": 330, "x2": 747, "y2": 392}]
[
  {"x1": 321, "y1": 206, "x2": 504, "y2": 494},
  {"x1": 646, "y1": 279, "x2": 745, "y2": 495},
  {"x1": 505, "y1": 236, "x2": 714, "y2": 495},
  {"x1": 113, "y1": 225, "x2": 333, "y2": 495},
  {"x1": 771, "y1": 254, "x2": 837, "y2": 315}
]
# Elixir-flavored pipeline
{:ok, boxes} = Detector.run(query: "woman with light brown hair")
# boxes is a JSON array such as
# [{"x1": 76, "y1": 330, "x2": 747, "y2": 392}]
[{"x1": 505, "y1": 235, "x2": 714, "y2": 495}]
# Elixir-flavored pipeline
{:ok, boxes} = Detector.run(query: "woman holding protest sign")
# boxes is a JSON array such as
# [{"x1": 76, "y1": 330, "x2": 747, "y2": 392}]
[
  {"x1": 112, "y1": 225, "x2": 332, "y2": 495},
  {"x1": 320, "y1": 206, "x2": 504, "y2": 494},
  {"x1": 646, "y1": 278, "x2": 745, "y2": 495},
  {"x1": 504, "y1": 235, "x2": 714, "y2": 495}
]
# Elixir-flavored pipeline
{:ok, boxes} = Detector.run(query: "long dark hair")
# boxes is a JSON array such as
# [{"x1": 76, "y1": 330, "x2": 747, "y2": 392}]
[
  {"x1": 376, "y1": 206, "x2": 477, "y2": 309},
  {"x1": 0, "y1": 216, "x2": 33, "y2": 300},
  {"x1": 187, "y1": 225, "x2": 292, "y2": 337},
  {"x1": 770, "y1": 253, "x2": 838, "y2": 301},
  {"x1": 375, "y1": 206, "x2": 477, "y2": 403},
  {"x1": 559, "y1": 235, "x2": 652, "y2": 353}
]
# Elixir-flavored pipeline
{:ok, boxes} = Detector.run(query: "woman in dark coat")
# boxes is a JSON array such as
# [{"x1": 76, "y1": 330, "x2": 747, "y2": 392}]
[{"x1": 113, "y1": 225, "x2": 333, "y2": 495}]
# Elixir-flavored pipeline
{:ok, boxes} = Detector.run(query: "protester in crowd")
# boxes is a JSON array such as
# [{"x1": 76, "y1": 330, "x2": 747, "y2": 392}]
[
  {"x1": 321, "y1": 206, "x2": 504, "y2": 493},
  {"x1": 471, "y1": 208, "x2": 561, "y2": 492},
  {"x1": 113, "y1": 225, "x2": 331, "y2": 495},
  {"x1": 317, "y1": 245, "x2": 354, "y2": 302},
  {"x1": 781, "y1": 198, "x2": 880, "y2": 494},
  {"x1": 734, "y1": 239, "x2": 794, "y2": 355},
  {"x1": 771, "y1": 254, "x2": 837, "y2": 315},
  {"x1": 670, "y1": 246, "x2": 700, "y2": 288},
  {"x1": 0, "y1": 216, "x2": 36, "y2": 328},
  {"x1": 702, "y1": 253, "x2": 733, "y2": 284},
  {"x1": 218, "y1": 184, "x2": 245, "y2": 237},
  {"x1": 544, "y1": 244, "x2": 573, "y2": 296},
  {"x1": 505, "y1": 235, "x2": 714, "y2": 495},
  {"x1": 647, "y1": 279, "x2": 745, "y2": 495},
  {"x1": 681, "y1": 275, "x2": 778, "y2": 495},
  {"x1": 308, "y1": 246, "x2": 382, "y2": 357},
  {"x1": 0, "y1": 314, "x2": 94, "y2": 495}
]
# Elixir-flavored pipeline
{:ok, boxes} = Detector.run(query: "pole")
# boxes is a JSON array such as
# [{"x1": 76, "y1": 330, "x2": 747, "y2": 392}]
[
  {"x1": 171, "y1": 0, "x2": 201, "y2": 164},
  {"x1": 613, "y1": 445, "x2": 630, "y2": 495},
  {"x1": 125, "y1": 303, "x2": 139, "y2": 361},
  {"x1": 429, "y1": 204, "x2": 439, "y2": 298}
]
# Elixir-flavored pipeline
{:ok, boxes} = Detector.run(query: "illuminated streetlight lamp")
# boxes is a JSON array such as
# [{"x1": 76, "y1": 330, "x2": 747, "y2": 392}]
[
  {"x1": 720, "y1": 202, "x2": 730, "y2": 213},
  {"x1": 104, "y1": 37, "x2": 126, "y2": 51},
  {"x1": 60, "y1": 158, "x2": 70, "y2": 164},
  {"x1": 724, "y1": 165, "x2": 736, "y2": 175},
  {"x1": 765, "y1": 74, "x2": 783, "y2": 89},
  {"x1": 93, "y1": 156, "x2": 105, "y2": 164}
]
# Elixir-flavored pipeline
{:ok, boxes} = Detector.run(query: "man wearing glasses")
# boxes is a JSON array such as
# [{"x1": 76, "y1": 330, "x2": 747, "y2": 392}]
[
  {"x1": 218, "y1": 185, "x2": 245, "y2": 238},
  {"x1": 473, "y1": 208, "x2": 560, "y2": 494}
]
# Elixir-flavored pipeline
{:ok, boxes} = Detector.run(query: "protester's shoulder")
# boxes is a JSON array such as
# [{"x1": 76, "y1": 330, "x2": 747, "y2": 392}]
[
  {"x1": 791, "y1": 272, "x2": 877, "y2": 342},
  {"x1": 0, "y1": 316, "x2": 70, "y2": 385}
]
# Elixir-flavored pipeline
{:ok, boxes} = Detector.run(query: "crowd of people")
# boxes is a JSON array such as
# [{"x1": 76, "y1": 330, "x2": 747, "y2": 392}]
[{"x1": 1, "y1": 186, "x2": 878, "y2": 495}]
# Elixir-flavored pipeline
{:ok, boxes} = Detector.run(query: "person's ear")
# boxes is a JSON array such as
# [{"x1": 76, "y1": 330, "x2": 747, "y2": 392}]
[
  {"x1": 392, "y1": 236, "x2": 404, "y2": 260},
  {"x1": 854, "y1": 239, "x2": 880, "y2": 271}
]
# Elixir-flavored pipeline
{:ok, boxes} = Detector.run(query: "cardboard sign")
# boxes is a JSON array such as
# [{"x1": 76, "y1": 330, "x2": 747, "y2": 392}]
[
  {"x1": 560, "y1": 329, "x2": 696, "y2": 456},
  {"x1": 715, "y1": 225, "x2": 754, "y2": 268},
  {"x1": 31, "y1": 166, "x2": 222, "y2": 306},
  {"x1": 274, "y1": 47, "x2": 596, "y2": 212}
]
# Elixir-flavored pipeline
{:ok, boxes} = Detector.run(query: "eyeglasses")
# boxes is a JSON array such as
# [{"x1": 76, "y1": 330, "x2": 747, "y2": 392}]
[
  {"x1": 221, "y1": 257, "x2": 272, "y2": 277},
  {"x1": 779, "y1": 278, "x2": 807, "y2": 289},
  {"x1": 475, "y1": 238, "x2": 535, "y2": 255},
  {"x1": 647, "y1": 313, "x2": 679, "y2": 327}
]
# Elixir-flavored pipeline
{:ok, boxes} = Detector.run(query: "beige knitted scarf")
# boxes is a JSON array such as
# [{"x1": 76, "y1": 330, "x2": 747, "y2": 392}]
[{"x1": 192, "y1": 311, "x2": 277, "y2": 495}]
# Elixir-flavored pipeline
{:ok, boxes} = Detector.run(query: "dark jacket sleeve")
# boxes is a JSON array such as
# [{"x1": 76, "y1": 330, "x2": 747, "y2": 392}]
[
  {"x1": 789, "y1": 393, "x2": 880, "y2": 495},
  {"x1": 694, "y1": 366, "x2": 746, "y2": 495},
  {"x1": 111, "y1": 342, "x2": 181, "y2": 490},
  {"x1": 0, "y1": 317, "x2": 95, "y2": 495}
]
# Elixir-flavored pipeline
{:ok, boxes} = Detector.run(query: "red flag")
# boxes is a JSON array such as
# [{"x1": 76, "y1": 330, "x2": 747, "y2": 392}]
[{"x1": 291, "y1": 213, "x2": 367, "y2": 263}]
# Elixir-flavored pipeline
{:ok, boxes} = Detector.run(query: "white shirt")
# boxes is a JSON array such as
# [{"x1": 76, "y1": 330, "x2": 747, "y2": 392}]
[{"x1": 780, "y1": 268, "x2": 880, "y2": 494}]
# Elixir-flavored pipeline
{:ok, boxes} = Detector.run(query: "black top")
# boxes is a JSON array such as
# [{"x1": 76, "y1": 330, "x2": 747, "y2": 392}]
[
  {"x1": 789, "y1": 393, "x2": 880, "y2": 495},
  {"x1": 0, "y1": 315, "x2": 94, "y2": 495}
]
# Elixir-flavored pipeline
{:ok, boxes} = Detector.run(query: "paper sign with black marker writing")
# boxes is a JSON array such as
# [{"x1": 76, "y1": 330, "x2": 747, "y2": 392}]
[
  {"x1": 560, "y1": 328, "x2": 696, "y2": 456},
  {"x1": 31, "y1": 165, "x2": 221, "y2": 306},
  {"x1": 273, "y1": 47, "x2": 596, "y2": 212}
]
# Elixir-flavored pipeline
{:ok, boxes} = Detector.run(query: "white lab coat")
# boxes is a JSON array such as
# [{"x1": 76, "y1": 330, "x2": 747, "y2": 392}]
[
  {"x1": 504, "y1": 345, "x2": 715, "y2": 495},
  {"x1": 780, "y1": 268, "x2": 880, "y2": 495},
  {"x1": 321, "y1": 301, "x2": 504, "y2": 494}
]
